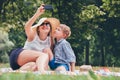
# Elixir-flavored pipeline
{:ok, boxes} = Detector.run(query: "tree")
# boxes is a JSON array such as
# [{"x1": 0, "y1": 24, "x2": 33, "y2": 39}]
[
  {"x1": 0, "y1": 27, "x2": 14, "y2": 62},
  {"x1": 0, "y1": 0, "x2": 120, "y2": 67},
  {"x1": 99, "y1": 0, "x2": 120, "y2": 66}
]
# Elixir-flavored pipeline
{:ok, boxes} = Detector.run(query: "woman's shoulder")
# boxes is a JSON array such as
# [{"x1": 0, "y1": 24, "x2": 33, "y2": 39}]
[{"x1": 26, "y1": 33, "x2": 37, "y2": 42}]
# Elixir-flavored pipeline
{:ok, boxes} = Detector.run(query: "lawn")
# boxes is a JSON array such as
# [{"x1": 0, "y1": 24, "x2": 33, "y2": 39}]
[
  {"x1": 0, "y1": 71, "x2": 120, "y2": 80},
  {"x1": 0, "y1": 63, "x2": 120, "y2": 80}
]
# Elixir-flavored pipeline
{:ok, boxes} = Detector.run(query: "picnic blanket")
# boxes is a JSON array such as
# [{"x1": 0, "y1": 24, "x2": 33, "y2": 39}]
[
  {"x1": 0, "y1": 67, "x2": 120, "y2": 76},
  {"x1": 0, "y1": 67, "x2": 87, "y2": 75}
]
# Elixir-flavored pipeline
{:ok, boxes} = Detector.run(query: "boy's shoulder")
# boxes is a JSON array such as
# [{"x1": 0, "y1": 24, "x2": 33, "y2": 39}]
[
  {"x1": 60, "y1": 39, "x2": 71, "y2": 46},
  {"x1": 60, "y1": 39, "x2": 68, "y2": 43}
]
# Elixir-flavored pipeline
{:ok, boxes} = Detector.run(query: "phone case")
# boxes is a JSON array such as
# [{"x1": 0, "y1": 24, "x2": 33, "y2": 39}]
[{"x1": 44, "y1": 5, "x2": 53, "y2": 10}]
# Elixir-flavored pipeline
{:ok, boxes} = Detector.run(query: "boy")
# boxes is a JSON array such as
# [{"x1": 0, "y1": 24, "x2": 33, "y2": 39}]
[{"x1": 44, "y1": 24, "x2": 76, "y2": 72}]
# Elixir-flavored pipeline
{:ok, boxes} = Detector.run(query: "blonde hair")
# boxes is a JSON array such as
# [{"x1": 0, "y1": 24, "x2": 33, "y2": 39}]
[{"x1": 60, "y1": 24, "x2": 71, "y2": 39}]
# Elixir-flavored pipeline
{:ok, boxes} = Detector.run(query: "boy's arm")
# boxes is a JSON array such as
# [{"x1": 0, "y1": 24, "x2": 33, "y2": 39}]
[
  {"x1": 70, "y1": 62, "x2": 75, "y2": 72},
  {"x1": 62, "y1": 41, "x2": 76, "y2": 72}
]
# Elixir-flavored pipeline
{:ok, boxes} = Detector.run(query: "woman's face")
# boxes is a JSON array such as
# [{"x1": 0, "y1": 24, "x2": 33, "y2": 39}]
[{"x1": 38, "y1": 21, "x2": 51, "y2": 34}]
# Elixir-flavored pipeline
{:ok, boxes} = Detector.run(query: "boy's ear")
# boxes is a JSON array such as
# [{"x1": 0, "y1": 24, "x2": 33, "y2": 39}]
[{"x1": 63, "y1": 33, "x2": 67, "y2": 39}]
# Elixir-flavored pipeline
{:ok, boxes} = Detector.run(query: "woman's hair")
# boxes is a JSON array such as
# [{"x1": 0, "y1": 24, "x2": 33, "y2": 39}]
[{"x1": 60, "y1": 24, "x2": 71, "y2": 39}]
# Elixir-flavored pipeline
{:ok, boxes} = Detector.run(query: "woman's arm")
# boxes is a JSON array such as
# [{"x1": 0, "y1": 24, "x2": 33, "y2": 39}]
[{"x1": 24, "y1": 4, "x2": 45, "y2": 41}]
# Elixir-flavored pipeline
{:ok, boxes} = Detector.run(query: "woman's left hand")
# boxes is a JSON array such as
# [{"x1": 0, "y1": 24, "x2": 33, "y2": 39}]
[{"x1": 36, "y1": 4, "x2": 45, "y2": 15}]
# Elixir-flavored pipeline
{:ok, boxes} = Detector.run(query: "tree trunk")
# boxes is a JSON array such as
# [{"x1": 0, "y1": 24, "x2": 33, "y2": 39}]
[
  {"x1": 101, "y1": 46, "x2": 105, "y2": 66},
  {"x1": 0, "y1": 0, "x2": 5, "y2": 12},
  {"x1": 85, "y1": 40, "x2": 89, "y2": 65},
  {"x1": 100, "y1": 32, "x2": 105, "y2": 66}
]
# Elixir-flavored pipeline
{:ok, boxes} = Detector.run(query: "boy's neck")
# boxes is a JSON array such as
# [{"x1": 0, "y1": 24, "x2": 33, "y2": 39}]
[{"x1": 56, "y1": 37, "x2": 64, "y2": 42}]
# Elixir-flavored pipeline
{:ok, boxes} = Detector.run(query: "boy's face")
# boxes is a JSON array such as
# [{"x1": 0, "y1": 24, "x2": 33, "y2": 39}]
[{"x1": 54, "y1": 27, "x2": 65, "y2": 39}]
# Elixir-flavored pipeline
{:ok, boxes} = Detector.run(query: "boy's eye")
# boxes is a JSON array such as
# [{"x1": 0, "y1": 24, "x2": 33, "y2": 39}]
[
  {"x1": 56, "y1": 27, "x2": 61, "y2": 31},
  {"x1": 56, "y1": 28, "x2": 59, "y2": 30}
]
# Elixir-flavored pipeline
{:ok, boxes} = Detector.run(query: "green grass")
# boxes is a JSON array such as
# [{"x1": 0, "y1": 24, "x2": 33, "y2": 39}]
[
  {"x1": 1, "y1": 63, "x2": 120, "y2": 72},
  {"x1": 0, "y1": 72, "x2": 120, "y2": 80},
  {"x1": 1, "y1": 63, "x2": 120, "y2": 80},
  {"x1": 0, "y1": 63, "x2": 9, "y2": 68}
]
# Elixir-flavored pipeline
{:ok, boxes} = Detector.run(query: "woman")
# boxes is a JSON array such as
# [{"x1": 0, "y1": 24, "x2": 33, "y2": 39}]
[{"x1": 9, "y1": 4, "x2": 60, "y2": 72}]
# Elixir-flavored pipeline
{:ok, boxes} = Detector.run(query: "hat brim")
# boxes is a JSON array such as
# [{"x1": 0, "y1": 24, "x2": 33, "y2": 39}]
[
  {"x1": 32, "y1": 18, "x2": 47, "y2": 29},
  {"x1": 31, "y1": 17, "x2": 60, "y2": 37}
]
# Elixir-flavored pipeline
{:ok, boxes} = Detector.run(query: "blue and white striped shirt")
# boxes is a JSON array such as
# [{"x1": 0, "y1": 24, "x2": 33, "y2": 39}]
[{"x1": 54, "y1": 39, "x2": 76, "y2": 65}]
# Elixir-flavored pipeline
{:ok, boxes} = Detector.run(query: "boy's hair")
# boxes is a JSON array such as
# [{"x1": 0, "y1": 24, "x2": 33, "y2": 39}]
[{"x1": 60, "y1": 24, "x2": 71, "y2": 39}]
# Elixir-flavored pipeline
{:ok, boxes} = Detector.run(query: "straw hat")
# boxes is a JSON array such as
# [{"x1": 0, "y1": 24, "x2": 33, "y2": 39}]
[
  {"x1": 46, "y1": 18, "x2": 60, "y2": 36},
  {"x1": 32, "y1": 17, "x2": 60, "y2": 36}
]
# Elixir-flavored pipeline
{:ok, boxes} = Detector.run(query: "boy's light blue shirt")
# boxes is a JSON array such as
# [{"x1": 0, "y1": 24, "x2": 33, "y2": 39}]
[{"x1": 54, "y1": 38, "x2": 76, "y2": 65}]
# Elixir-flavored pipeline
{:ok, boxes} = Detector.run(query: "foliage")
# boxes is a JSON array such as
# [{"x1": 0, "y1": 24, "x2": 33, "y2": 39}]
[
  {"x1": 101, "y1": 0, "x2": 120, "y2": 17},
  {"x1": 79, "y1": 5, "x2": 105, "y2": 22},
  {"x1": 0, "y1": 24, "x2": 14, "y2": 63},
  {"x1": 0, "y1": 0, "x2": 120, "y2": 67},
  {"x1": 99, "y1": 0, "x2": 120, "y2": 66}
]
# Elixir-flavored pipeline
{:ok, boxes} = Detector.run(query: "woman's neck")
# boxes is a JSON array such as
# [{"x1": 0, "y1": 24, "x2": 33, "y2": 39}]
[{"x1": 39, "y1": 33, "x2": 48, "y2": 41}]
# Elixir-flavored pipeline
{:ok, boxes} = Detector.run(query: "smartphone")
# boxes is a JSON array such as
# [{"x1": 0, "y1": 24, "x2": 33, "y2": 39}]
[{"x1": 44, "y1": 5, "x2": 53, "y2": 10}]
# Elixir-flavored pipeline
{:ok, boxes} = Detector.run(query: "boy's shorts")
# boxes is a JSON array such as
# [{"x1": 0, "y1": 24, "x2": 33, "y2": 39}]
[{"x1": 49, "y1": 58, "x2": 69, "y2": 71}]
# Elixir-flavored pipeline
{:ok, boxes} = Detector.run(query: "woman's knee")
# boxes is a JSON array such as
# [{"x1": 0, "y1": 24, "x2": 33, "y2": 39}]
[
  {"x1": 19, "y1": 62, "x2": 37, "y2": 71},
  {"x1": 27, "y1": 62, "x2": 36, "y2": 66},
  {"x1": 40, "y1": 53, "x2": 49, "y2": 58}
]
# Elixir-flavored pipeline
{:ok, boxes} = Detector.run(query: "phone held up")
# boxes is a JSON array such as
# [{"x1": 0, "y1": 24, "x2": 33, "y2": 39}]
[{"x1": 43, "y1": 5, "x2": 53, "y2": 10}]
